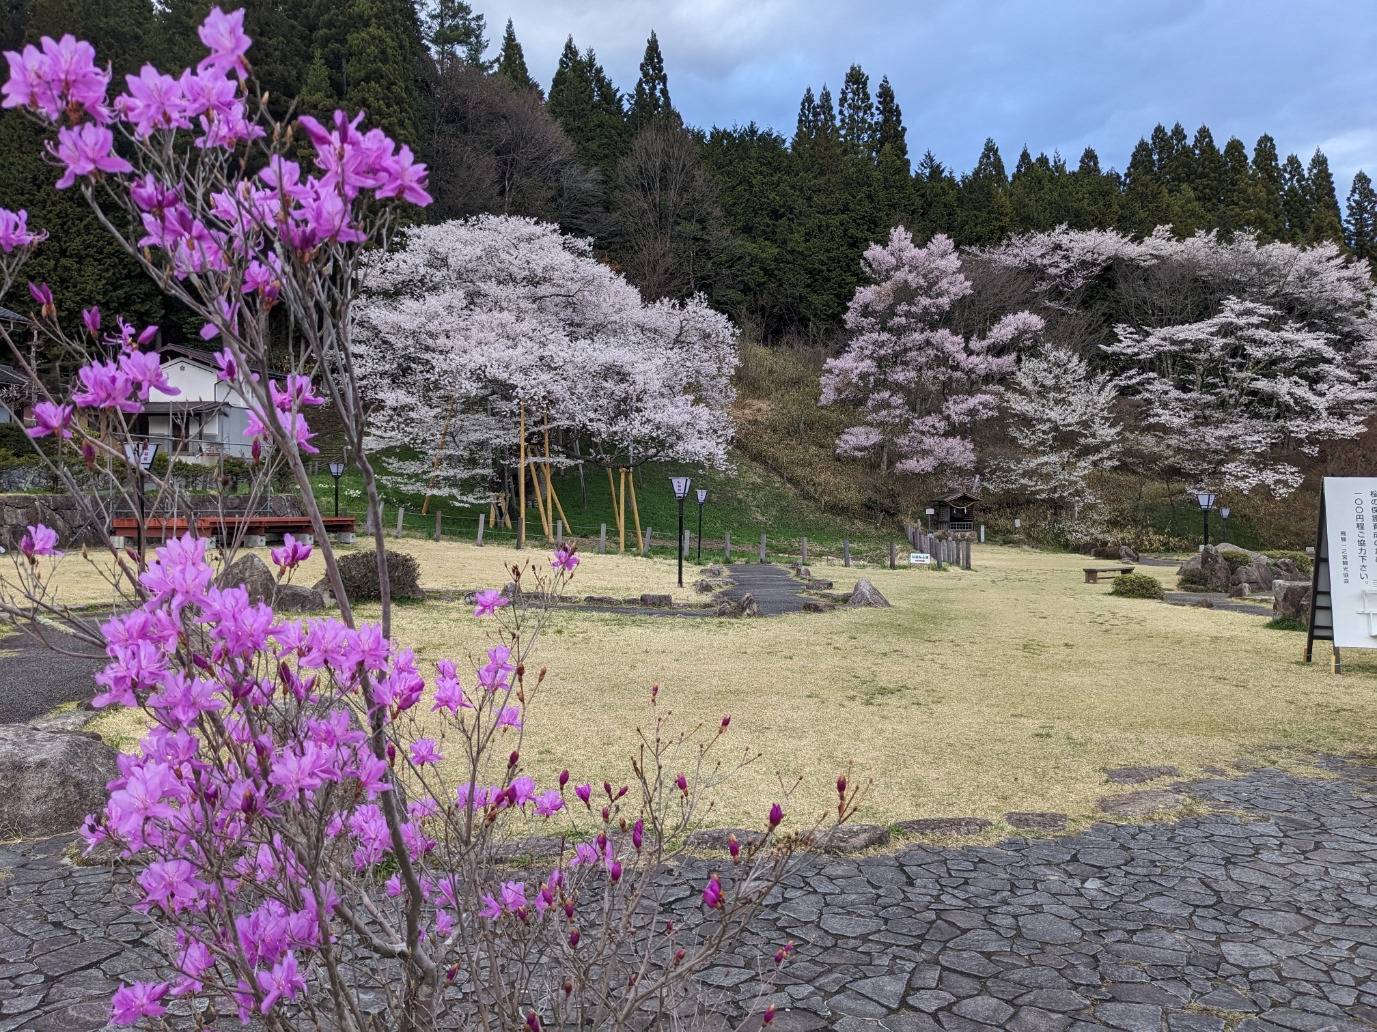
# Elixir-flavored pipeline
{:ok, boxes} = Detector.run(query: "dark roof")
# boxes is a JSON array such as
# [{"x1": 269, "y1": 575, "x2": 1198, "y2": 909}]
[
  {"x1": 157, "y1": 342, "x2": 288, "y2": 379},
  {"x1": 139, "y1": 400, "x2": 226, "y2": 415},
  {"x1": 0, "y1": 305, "x2": 24, "y2": 324},
  {"x1": 932, "y1": 490, "x2": 979, "y2": 506},
  {"x1": 0, "y1": 364, "x2": 28, "y2": 388}
]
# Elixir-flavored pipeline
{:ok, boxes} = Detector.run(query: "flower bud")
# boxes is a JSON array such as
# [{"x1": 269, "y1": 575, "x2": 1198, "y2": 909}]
[
  {"x1": 632, "y1": 819, "x2": 644, "y2": 852},
  {"x1": 838, "y1": 775, "x2": 847, "y2": 795},
  {"x1": 676, "y1": 774, "x2": 688, "y2": 793},
  {"x1": 509, "y1": 751, "x2": 519, "y2": 767},
  {"x1": 568, "y1": 929, "x2": 580, "y2": 947},
  {"x1": 525, "y1": 1012, "x2": 540, "y2": 1032},
  {"x1": 674, "y1": 948, "x2": 686, "y2": 965},
  {"x1": 729, "y1": 834, "x2": 740, "y2": 860},
  {"x1": 608, "y1": 860, "x2": 621, "y2": 883},
  {"x1": 768, "y1": 803, "x2": 783, "y2": 828},
  {"x1": 721, "y1": 715, "x2": 730, "y2": 729},
  {"x1": 559, "y1": 770, "x2": 569, "y2": 790},
  {"x1": 763, "y1": 1004, "x2": 776, "y2": 1026}
]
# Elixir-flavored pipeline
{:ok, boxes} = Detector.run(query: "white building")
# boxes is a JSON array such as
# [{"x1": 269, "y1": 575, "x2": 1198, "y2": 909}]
[{"x1": 137, "y1": 344, "x2": 255, "y2": 461}]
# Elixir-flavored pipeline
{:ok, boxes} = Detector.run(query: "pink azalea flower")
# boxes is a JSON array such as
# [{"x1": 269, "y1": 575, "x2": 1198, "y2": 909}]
[
  {"x1": 496, "y1": 705, "x2": 522, "y2": 730},
  {"x1": 255, "y1": 952, "x2": 305, "y2": 1013},
  {"x1": 477, "y1": 646, "x2": 514, "y2": 691},
  {"x1": 431, "y1": 659, "x2": 471, "y2": 713},
  {"x1": 110, "y1": 981, "x2": 170, "y2": 1024},
  {"x1": 534, "y1": 790, "x2": 563, "y2": 816},
  {"x1": 478, "y1": 893, "x2": 501, "y2": 920},
  {"x1": 0, "y1": 207, "x2": 45, "y2": 251},
  {"x1": 116, "y1": 65, "x2": 191, "y2": 136},
  {"x1": 72, "y1": 359, "x2": 138, "y2": 412},
  {"x1": 270, "y1": 532, "x2": 312, "y2": 571},
  {"x1": 374, "y1": 144, "x2": 432, "y2": 207},
  {"x1": 574, "y1": 783, "x2": 592, "y2": 805},
  {"x1": 81, "y1": 306, "x2": 100, "y2": 335},
  {"x1": 409, "y1": 738, "x2": 441, "y2": 766},
  {"x1": 473, "y1": 588, "x2": 508, "y2": 618},
  {"x1": 197, "y1": 7, "x2": 252, "y2": 79},
  {"x1": 550, "y1": 545, "x2": 579, "y2": 573},
  {"x1": 20, "y1": 523, "x2": 61, "y2": 561},
  {"x1": 50, "y1": 123, "x2": 132, "y2": 190}
]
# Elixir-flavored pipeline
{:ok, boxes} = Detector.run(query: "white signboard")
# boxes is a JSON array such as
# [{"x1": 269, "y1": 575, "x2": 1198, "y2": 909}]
[
  {"x1": 910, "y1": 552, "x2": 930, "y2": 565},
  {"x1": 1324, "y1": 477, "x2": 1377, "y2": 648}
]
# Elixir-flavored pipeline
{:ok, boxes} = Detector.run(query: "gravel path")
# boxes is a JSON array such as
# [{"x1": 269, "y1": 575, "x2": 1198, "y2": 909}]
[
  {"x1": 0, "y1": 629, "x2": 103, "y2": 725},
  {"x1": 2, "y1": 760, "x2": 1375, "y2": 1030}
]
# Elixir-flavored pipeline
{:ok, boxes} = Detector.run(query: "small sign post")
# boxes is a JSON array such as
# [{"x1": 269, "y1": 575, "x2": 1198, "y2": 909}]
[
  {"x1": 910, "y1": 552, "x2": 931, "y2": 565},
  {"x1": 1308, "y1": 477, "x2": 1377, "y2": 672}
]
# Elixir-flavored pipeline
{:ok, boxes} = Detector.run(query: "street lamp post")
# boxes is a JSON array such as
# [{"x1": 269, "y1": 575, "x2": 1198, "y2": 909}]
[
  {"x1": 670, "y1": 476, "x2": 692, "y2": 588},
  {"x1": 125, "y1": 442, "x2": 158, "y2": 566},
  {"x1": 1219, "y1": 506, "x2": 1230, "y2": 543},
  {"x1": 328, "y1": 461, "x2": 345, "y2": 517},
  {"x1": 1195, "y1": 491, "x2": 1217, "y2": 550},
  {"x1": 695, "y1": 488, "x2": 707, "y2": 563}
]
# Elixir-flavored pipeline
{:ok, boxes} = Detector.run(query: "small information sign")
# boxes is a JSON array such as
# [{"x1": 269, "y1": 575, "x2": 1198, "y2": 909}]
[{"x1": 910, "y1": 552, "x2": 930, "y2": 565}]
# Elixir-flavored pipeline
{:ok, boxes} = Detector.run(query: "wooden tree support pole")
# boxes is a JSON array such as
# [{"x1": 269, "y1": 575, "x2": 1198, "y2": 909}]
[
  {"x1": 618, "y1": 468, "x2": 627, "y2": 553},
  {"x1": 434, "y1": 511, "x2": 442, "y2": 542},
  {"x1": 627, "y1": 468, "x2": 644, "y2": 553},
  {"x1": 421, "y1": 394, "x2": 458, "y2": 516}
]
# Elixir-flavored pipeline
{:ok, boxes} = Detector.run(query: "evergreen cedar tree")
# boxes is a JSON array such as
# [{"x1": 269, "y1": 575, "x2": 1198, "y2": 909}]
[{"x1": 0, "y1": 0, "x2": 1371, "y2": 346}]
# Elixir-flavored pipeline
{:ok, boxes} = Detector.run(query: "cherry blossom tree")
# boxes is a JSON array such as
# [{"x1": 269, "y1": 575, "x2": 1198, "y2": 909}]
[
  {"x1": 0, "y1": 12, "x2": 847, "y2": 1031},
  {"x1": 353, "y1": 215, "x2": 736, "y2": 542},
  {"x1": 819, "y1": 228, "x2": 1037, "y2": 478},
  {"x1": 1104, "y1": 297, "x2": 1377, "y2": 493},
  {"x1": 992, "y1": 343, "x2": 1121, "y2": 522}
]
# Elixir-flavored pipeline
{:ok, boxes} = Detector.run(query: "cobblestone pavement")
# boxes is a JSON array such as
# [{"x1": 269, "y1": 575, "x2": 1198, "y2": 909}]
[{"x1": 1, "y1": 760, "x2": 1374, "y2": 1030}]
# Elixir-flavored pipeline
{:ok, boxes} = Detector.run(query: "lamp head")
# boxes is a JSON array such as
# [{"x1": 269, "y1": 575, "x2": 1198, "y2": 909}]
[
  {"x1": 328, "y1": 461, "x2": 345, "y2": 478},
  {"x1": 670, "y1": 476, "x2": 692, "y2": 500},
  {"x1": 1195, "y1": 491, "x2": 1216, "y2": 510},
  {"x1": 696, "y1": 489, "x2": 707, "y2": 504}
]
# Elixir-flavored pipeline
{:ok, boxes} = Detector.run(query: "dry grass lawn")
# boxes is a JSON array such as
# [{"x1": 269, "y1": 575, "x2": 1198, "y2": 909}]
[{"x1": 77, "y1": 542, "x2": 1377, "y2": 838}]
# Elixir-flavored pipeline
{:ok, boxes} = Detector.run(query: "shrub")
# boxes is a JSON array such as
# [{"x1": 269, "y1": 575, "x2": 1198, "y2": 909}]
[
  {"x1": 1265, "y1": 615, "x2": 1308, "y2": 632},
  {"x1": 1177, "y1": 567, "x2": 1206, "y2": 589},
  {"x1": 1221, "y1": 550, "x2": 1252, "y2": 571},
  {"x1": 1111, "y1": 572, "x2": 1165, "y2": 599},
  {"x1": 1263, "y1": 550, "x2": 1312, "y2": 576},
  {"x1": 335, "y1": 548, "x2": 424, "y2": 602}
]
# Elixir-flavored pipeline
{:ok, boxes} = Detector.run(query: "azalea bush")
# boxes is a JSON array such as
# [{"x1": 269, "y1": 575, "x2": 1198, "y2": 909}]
[{"x1": 0, "y1": 10, "x2": 859, "y2": 1030}]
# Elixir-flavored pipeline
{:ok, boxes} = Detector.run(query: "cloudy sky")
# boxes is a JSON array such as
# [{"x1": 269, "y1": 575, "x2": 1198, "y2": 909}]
[{"x1": 484, "y1": 0, "x2": 1376, "y2": 194}]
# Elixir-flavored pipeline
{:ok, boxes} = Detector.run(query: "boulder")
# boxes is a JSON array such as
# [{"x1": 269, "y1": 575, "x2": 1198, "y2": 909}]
[
  {"x1": 792, "y1": 565, "x2": 812, "y2": 579},
  {"x1": 1274, "y1": 558, "x2": 1304, "y2": 580},
  {"x1": 694, "y1": 579, "x2": 717, "y2": 594},
  {"x1": 847, "y1": 579, "x2": 891, "y2": 608},
  {"x1": 700, "y1": 565, "x2": 724, "y2": 578},
  {"x1": 716, "y1": 594, "x2": 759, "y2": 618},
  {"x1": 816, "y1": 823, "x2": 891, "y2": 854},
  {"x1": 0, "y1": 726, "x2": 118, "y2": 838},
  {"x1": 216, "y1": 553, "x2": 277, "y2": 604},
  {"x1": 1230, "y1": 558, "x2": 1273, "y2": 592},
  {"x1": 1177, "y1": 553, "x2": 1202, "y2": 575},
  {"x1": 639, "y1": 593, "x2": 672, "y2": 608},
  {"x1": 1180, "y1": 545, "x2": 1231, "y2": 592},
  {"x1": 583, "y1": 595, "x2": 622, "y2": 606},
  {"x1": 1273, "y1": 580, "x2": 1312, "y2": 622},
  {"x1": 1218, "y1": 542, "x2": 1264, "y2": 561},
  {"x1": 1119, "y1": 545, "x2": 1140, "y2": 563},
  {"x1": 275, "y1": 584, "x2": 326, "y2": 612},
  {"x1": 1229, "y1": 583, "x2": 1250, "y2": 599},
  {"x1": 894, "y1": 817, "x2": 992, "y2": 837},
  {"x1": 802, "y1": 600, "x2": 835, "y2": 613},
  {"x1": 809, "y1": 579, "x2": 834, "y2": 590},
  {"x1": 311, "y1": 576, "x2": 336, "y2": 605},
  {"x1": 1004, "y1": 811, "x2": 1067, "y2": 831},
  {"x1": 1192, "y1": 598, "x2": 1215, "y2": 609}
]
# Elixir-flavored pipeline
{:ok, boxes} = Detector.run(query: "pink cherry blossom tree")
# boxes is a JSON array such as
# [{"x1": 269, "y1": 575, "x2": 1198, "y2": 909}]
[
  {"x1": 0, "y1": 11, "x2": 854, "y2": 1030},
  {"x1": 353, "y1": 215, "x2": 737, "y2": 507},
  {"x1": 819, "y1": 228, "x2": 1037, "y2": 479}
]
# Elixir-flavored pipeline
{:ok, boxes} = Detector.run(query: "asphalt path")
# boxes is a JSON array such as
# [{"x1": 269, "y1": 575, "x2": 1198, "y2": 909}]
[{"x1": 0, "y1": 626, "x2": 104, "y2": 724}]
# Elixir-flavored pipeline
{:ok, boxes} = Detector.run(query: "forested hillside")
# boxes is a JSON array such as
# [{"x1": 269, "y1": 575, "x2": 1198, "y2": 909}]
[{"x1": 3, "y1": 0, "x2": 1373, "y2": 346}]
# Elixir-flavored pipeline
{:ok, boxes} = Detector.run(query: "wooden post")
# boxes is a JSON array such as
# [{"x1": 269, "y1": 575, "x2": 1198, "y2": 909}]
[
  {"x1": 599, "y1": 523, "x2": 607, "y2": 554},
  {"x1": 434, "y1": 511, "x2": 442, "y2": 542},
  {"x1": 801, "y1": 536, "x2": 808, "y2": 565},
  {"x1": 724, "y1": 531, "x2": 731, "y2": 561},
  {"x1": 608, "y1": 468, "x2": 621, "y2": 550},
  {"x1": 628, "y1": 470, "x2": 644, "y2": 554},
  {"x1": 395, "y1": 506, "x2": 404, "y2": 538},
  {"x1": 518, "y1": 402, "x2": 526, "y2": 536},
  {"x1": 542, "y1": 408, "x2": 554, "y2": 538},
  {"x1": 843, "y1": 539, "x2": 850, "y2": 567},
  {"x1": 618, "y1": 468, "x2": 627, "y2": 553},
  {"x1": 890, "y1": 541, "x2": 896, "y2": 569},
  {"x1": 759, "y1": 533, "x2": 766, "y2": 563},
  {"x1": 642, "y1": 527, "x2": 652, "y2": 556},
  {"x1": 476, "y1": 513, "x2": 486, "y2": 546},
  {"x1": 556, "y1": 520, "x2": 563, "y2": 548}
]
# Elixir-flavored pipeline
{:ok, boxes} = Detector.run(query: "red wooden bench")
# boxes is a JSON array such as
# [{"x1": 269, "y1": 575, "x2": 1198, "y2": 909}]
[{"x1": 110, "y1": 515, "x2": 356, "y2": 543}]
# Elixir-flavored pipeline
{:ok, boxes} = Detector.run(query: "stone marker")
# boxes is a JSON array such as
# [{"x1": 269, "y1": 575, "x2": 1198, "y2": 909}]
[
  {"x1": 1273, "y1": 580, "x2": 1312, "y2": 621},
  {"x1": 0, "y1": 726, "x2": 119, "y2": 838},
  {"x1": 1105, "y1": 765, "x2": 1180, "y2": 785},
  {"x1": 1119, "y1": 544, "x2": 1139, "y2": 563},
  {"x1": 1004, "y1": 811, "x2": 1067, "y2": 831},
  {"x1": 847, "y1": 578, "x2": 891, "y2": 608},
  {"x1": 1097, "y1": 790, "x2": 1187, "y2": 816}
]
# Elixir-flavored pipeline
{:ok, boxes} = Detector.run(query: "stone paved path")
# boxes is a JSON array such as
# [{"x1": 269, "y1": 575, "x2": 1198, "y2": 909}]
[
  {"x1": 1, "y1": 761, "x2": 1375, "y2": 1030},
  {"x1": 718, "y1": 563, "x2": 813, "y2": 616},
  {"x1": 0, "y1": 630, "x2": 102, "y2": 725}
]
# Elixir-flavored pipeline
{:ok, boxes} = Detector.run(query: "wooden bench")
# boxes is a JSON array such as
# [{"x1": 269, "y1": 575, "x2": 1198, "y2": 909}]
[{"x1": 1083, "y1": 565, "x2": 1135, "y2": 584}]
